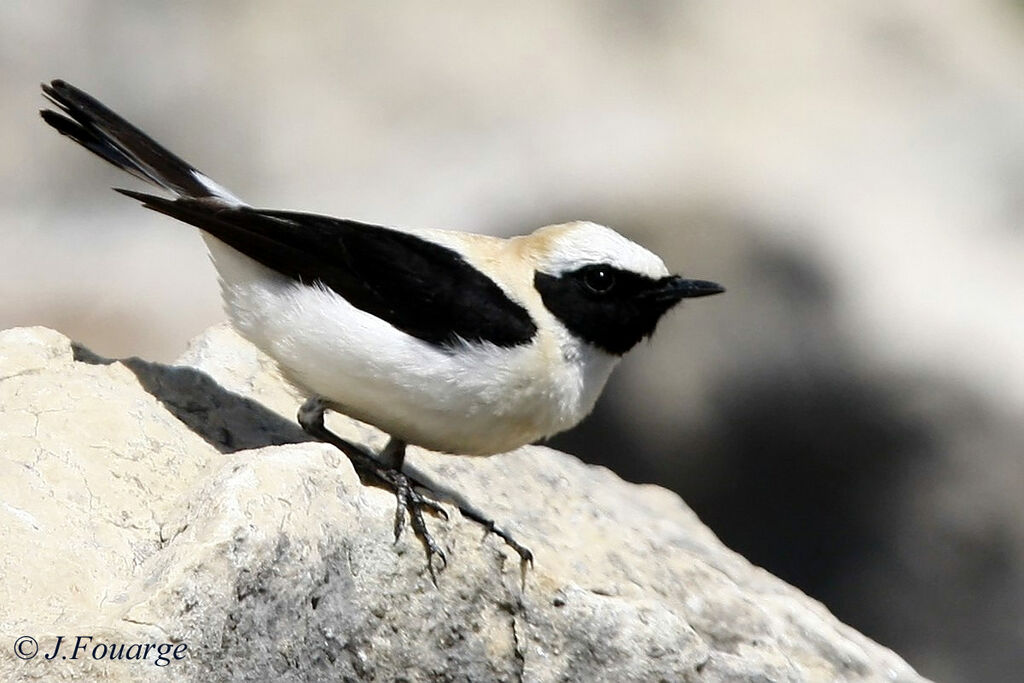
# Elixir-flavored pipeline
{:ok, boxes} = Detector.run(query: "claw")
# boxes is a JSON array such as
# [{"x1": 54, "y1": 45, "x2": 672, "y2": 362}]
[
  {"x1": 413, "y1": 494, "x2": 449, "y2": 521},
  {"x1": 424, "y1": 538, "x2": 448, "y2": 586},
  {"x1": 454, "y1": 501, "x2": 534, "y2": 572}
]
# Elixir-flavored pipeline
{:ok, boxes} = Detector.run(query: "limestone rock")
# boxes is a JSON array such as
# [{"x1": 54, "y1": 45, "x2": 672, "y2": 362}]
[{"x1": 0, "y1": 325, "x2": 928, "y2": 682}]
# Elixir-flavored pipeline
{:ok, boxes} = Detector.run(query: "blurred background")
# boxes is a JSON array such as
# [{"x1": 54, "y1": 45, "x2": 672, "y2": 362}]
[{"x1": 3, "y1": 1, "x2": 1023, "y2": 680}]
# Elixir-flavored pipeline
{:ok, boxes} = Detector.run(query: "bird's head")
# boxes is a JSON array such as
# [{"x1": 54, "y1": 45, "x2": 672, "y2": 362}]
[{"x1": 529, "y1": 222, "x2": 724, "y2": 356}]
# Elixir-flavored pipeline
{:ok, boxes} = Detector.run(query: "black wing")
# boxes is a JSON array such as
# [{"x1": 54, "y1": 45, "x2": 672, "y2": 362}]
[
  {"x1": 39, "y1": 81, "x2": 535, "y2": 349},
  {"x1": 117, "y1": 191, "x2": 538, "y2": 349}
]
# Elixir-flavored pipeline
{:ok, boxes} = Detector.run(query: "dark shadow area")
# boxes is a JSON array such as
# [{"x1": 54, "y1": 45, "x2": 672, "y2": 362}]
[
  {"x1": 72, "y1": 342, "x2": 312, "y2": 453},
  {"x1": 551, "y1": 355, "x2": 934, "y2": 599},
  {"x1": 695, "y1": 366, "x2": 930, "y2": 596},
  {"x1": 544, "y1": 205, "x2": 1024, "y2": 682}
]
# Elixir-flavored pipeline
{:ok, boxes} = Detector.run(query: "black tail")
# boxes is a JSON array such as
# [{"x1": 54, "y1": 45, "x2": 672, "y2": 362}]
[{"x1": 40, "y1": 79, "x2": 219, "y2": 199}]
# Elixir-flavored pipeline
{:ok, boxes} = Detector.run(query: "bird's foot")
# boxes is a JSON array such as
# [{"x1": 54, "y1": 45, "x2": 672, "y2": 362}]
[
  {"x1": 393, "y1": 467, "x2": 533, "y2": 586},
  {"x1": 298, "y1": 398, "x2": 448, "y2": 582},
  {"x1": 298, "y1": 396, "x2": 533, "y2": 585},
  {"x1": 389, "y1": 469, "x2": 448, "y2": 581}
]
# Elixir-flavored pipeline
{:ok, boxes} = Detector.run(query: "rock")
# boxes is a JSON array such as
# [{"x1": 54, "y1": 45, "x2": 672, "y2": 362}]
[{"x1": 0, "y1": 325, "x2": 928, "y2": 682}]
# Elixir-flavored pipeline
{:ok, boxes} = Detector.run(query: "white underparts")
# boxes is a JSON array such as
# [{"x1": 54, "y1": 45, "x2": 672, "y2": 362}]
[{"x1": 203, "y1": 234, "x2": 619, "y2": 455}]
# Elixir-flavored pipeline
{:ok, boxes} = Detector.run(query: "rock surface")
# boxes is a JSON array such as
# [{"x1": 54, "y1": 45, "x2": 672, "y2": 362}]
[{"x1": 0, "y1": 325, "x2": 927, "y2": 682}]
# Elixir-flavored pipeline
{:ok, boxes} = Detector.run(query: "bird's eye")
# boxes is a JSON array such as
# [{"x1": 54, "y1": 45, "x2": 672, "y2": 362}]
[{"x1": 582, "y1": 267, "x2": 616, "y2": 294}]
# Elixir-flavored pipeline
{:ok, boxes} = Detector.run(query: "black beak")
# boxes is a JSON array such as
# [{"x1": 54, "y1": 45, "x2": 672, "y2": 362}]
[{"x1": 651, "y1": 276, "x2": 725, "y2": 302}]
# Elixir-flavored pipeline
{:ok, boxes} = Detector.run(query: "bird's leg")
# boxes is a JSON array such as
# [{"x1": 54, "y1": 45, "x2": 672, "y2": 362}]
[
  {"x1": 298, "y1": 396, "x2": 534, "y2": 580},
  {"x1": 298, "y1": 397, "x2": 447, "y2": 580},
  {"x1": 377, "y1": 435, "x2": 406, "y2": 469},
  {"x1": 381, "y1": 437, "x2": 533, "y2": 578}
]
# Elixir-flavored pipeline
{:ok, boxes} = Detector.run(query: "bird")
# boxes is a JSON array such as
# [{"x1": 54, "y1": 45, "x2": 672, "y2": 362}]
[{"x1": 40, "y1": 79, "x2": 724, "y2": 577}]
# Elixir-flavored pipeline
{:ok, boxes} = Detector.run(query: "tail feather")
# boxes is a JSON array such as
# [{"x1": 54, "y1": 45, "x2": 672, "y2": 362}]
[
  {"x1": 40, "y1": 108, "x2": 153, "y2": 186},
  {"x1": 40, "y1": 79, "x2": 233, "y2": 201}
]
